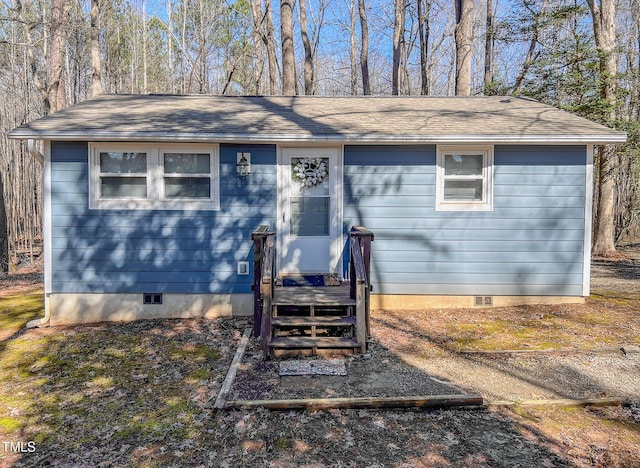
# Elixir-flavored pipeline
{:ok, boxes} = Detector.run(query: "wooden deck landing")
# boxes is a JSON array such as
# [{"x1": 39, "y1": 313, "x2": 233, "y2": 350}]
[{"x1": 272, "y1": 283, "x2": 354, "y2": 306}]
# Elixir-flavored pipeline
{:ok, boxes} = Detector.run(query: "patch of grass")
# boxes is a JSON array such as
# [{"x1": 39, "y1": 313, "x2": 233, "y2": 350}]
[
  {"x1": 435, "y1": 302, "x2": 640, "y2": 352},
  {"x1": 0, "y1": 416, "x2": 21, "y2": 431},
  {"x1": 169, "y1": 342, "x2": 221, "y2": 362},
  {"x1": 0, "y1": 318, "x2": 231, "y2": 464},
  {"x1": 0, "y1": 291, "x2": 44, "y2": 334},
  {"x1": 275, "y1": 436, "x2": 293, "y2": 450}
]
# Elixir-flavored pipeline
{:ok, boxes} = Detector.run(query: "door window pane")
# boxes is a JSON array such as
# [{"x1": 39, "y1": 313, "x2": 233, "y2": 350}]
[
  {"x1": 100, "y1": 177, "x2": 147, "y2": 198},
  {"x1": 100, "y1": 152, "x2": 147, "y2": 173},
  {"x1": 290, "y1": 197, "x2": 329, "y2": 236},
  {"x1": 291, "y1": 157, "x2": 329, "y2": 195},
  {"x1": 444, "y1": 154, "x2": 482, "y2": 176}
]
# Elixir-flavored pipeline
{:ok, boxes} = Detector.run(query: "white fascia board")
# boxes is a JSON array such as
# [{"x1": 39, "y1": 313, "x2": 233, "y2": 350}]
[{"x1": 8, "y1": 130, "x2": 627, "y2": 145}]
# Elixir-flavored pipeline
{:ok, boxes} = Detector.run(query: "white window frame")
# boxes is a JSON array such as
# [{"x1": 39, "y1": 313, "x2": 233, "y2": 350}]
[
  {"x1": 436, "y1": 145, "x2": 494, "y2": 212},
  {"x1": 89, "y1": 142, "x2": 220, "y2": 210}
]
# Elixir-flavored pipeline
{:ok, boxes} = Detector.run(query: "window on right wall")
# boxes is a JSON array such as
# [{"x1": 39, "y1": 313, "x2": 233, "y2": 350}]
[{"x1": 436, "y1": 146, "x2": 494, "y2": 211}]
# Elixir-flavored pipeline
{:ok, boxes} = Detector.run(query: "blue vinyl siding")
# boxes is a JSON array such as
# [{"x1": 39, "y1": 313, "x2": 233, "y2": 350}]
[
  {"x1": 344, "y1": 145, "x2": 586, "y2": 296},
  {"x1": 50, "y1": 141, "x2": 277, "y2": 294},
  {"x1": 51, "y1": 140, "x2": 587, "y2": 297}
]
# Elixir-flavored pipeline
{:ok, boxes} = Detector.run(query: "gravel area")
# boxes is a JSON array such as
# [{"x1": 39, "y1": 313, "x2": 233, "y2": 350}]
[
  {"x1": 229, "y1": 335, "x2": 640, "y2": 404},
  {"x1": 228, "y1": 340, "x2": 462, "y2": 402},
  {"x1": 405, "y1": 351, "x2": 640, "y2": 403}
]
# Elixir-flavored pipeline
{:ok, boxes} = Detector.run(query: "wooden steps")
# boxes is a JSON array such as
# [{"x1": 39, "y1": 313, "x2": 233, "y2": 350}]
[
  {"x1": 263, "y1": 283, "x2": 365, "y2": 357},
  {"x1": 270, "y1": 337, "x2": 361, "y2": 349},
  {"x1": 271, "y1": 316, "x2": 357, "y2": 327},
  {"x1": 253, "y1": 225, "x2": 374, "y2": 358}
]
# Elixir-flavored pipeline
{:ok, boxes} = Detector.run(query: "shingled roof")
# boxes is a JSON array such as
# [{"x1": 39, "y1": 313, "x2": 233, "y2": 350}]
[{"x1": 9, "y1": 94, "x2": 626, "y2": 144}]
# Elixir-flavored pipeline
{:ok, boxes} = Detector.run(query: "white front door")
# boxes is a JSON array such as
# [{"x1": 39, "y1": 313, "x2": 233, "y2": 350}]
[{"x1": 278, "y1": 147, "x2": 342, "y2": 276}]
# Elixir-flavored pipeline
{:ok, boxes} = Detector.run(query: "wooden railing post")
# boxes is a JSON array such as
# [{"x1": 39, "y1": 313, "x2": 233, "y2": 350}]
[
  {"x1": 251, "y1": 225, "x2": 275, "y2": 338},
  {"x1": 349, "y1": 226, "x2": 374, "y2": 350}
]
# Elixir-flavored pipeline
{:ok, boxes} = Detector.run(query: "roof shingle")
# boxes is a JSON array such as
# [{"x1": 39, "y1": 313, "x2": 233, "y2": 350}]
[{"x1": 9, "y1": 94, "x2": 626, "y2": 144}]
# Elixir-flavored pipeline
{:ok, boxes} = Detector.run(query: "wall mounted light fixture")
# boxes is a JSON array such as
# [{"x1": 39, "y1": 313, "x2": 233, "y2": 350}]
[{"x1": 237, "y1": 152, "x2": 251, "y2": 176}]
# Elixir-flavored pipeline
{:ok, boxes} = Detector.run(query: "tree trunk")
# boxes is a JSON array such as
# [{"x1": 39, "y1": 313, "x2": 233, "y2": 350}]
[
  {"x1": 392, "y1": 0, "x2": 405, "y2": 95},
  {"x1": 0, "y1": 170, "x2": 7, "y2": 273},
  {"x1": 349, "y1": 0, "x2": 358, "y2": 95},
  {"x1": 588, "y1": 0, "x2": 619, "y2": 256},
  {"x1": 90, "y1": 0, "x2": 103, "y2": 97},
  {"x1": 49, "y1": 0, "x2": 71, "y2": 112},
  {"x1": 299, "y1": 0, "x2": 314, "y2": 94},
  {"x1": 250, "y1": 0, "x2": 266, "y2": 94},
  {"x1": 358, "y1": 0, "x2": 370, "y2": 95},
  {"x1": 483, "y1": 0, "x2": 493, "y2": 94},
  {"x1": 418, "y1": 0, "x2": 430, "y2": 95},
  {"x1": 454, "y1": 0, "x2": 473, "y2": 96},
  {"x1": 265, "y1": 1, "x2": 278, "y2": 94},
  {"x1": 142, "y1": 0, "x2": 148, "y2": 93},
  {"x1": 167, "y1": 0, "x2": 175, "y2": 93},
  {"x1": 280, "y1": 0, "x2": 296, "y2": 95}
]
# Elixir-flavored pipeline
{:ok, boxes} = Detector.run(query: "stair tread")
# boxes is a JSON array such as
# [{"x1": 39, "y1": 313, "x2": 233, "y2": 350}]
[
  {"x1": 272, "y1": 299, "x2": 356, "y2": 306},
  {"x1": 269, "y1": 336, "x2": 361, "y2": 348},
  {"x1": 272, "y1": 316, "x2": 356, "y2": 326},
  {"x1": 272, "y1": 285, "x2": 354, "y2": 306}
]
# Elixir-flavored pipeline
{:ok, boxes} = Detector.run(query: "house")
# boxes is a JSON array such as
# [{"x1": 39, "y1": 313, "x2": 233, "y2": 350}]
[{"x1": 10, "y1": 95, "x2": 626, "y2": 332}]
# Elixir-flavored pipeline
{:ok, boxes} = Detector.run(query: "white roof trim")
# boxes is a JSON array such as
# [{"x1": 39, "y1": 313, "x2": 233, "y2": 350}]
[{"x1": 9, "y1": 129, "x2": 627, "y2": 145}]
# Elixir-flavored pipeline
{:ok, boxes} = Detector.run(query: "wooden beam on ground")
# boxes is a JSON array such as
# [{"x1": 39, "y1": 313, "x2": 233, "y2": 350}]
[
  {"x1": 213, "y1": 327, "x2": 251, "y2": 410},
  {"x1": 225, "y1": 393, "x2": 484, "y2": 411},
  {"x1": 486, "y1": 397, "x2": 623, "y2": 409}
]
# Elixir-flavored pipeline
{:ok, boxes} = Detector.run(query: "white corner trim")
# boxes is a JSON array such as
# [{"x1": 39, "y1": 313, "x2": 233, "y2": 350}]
[
  {"x1": 43, "y1": 140, "x2": 52, "y2": 295},
  {"x1": 583, "y1": 145, "x2": 594, "y2": 297}
]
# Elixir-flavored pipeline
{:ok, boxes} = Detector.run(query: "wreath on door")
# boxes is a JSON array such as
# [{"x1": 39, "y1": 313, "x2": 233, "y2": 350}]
[{"x1": 292, "y1": 157, "x2": 328, "y2": 187}]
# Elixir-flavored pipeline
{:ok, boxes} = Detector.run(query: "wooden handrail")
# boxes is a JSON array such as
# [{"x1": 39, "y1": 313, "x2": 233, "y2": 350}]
[
  {"x1": 349, "y1": 226, "x2": 374, "y2": 348},
  {"x1": 252, "y1": 225, "x2": 275, "y2": 338},
  {"x1": 350, "y1": 236, "x2": 367, "y2": 283}
]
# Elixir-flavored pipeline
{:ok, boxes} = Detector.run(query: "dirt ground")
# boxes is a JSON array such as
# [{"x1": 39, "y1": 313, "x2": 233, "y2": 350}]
[{"x1": 1, "y1": 249, "x2": 639, "y2": 467}]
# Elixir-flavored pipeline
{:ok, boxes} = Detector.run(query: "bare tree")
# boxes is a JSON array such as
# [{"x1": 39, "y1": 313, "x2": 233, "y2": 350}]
[
  {"x1": 417, "y1": 0, "x2": 430, "y2": 95},
  {"x1": 299, "y1": 0, "x2": 314, "y2": 94},
  {"x1": 13, "y1": 0, "x2": 68, "y2": 114},
  {"x1": 250, "y1": 0, "x2": 266, "y2": 94},
  {"x1": 349, "y1": 0, "x2": 358, "y2": 95},
  {"x1": 392, "y1": 0, "x2": 406, "y2": 95},
  {"x1": 280, "y1": 0, "x2": 296, "y2": 95},
  {"x1": 454, "y1": 0, "x2": 473, "y2": 96},
  {"x1": 265, "y1": 1, "x2": 278, "y2": 94},
  {"x1": 483, "y1": 0, "x2": 493, "y2": 94},
  {"x1": 49, "y1": 0, "x2": 71, "y2": 112},
  {"x1": 588, "y1": 0, "x2": 619, "y2": 256},
  {"x1": 90, "y1": 0, "x2": 103, "y2": 97},
  {"x1": 358, "y1": 0, "x2": 370, "y2": 95},
  {"x1": 0, "y1": 171, "x2": 7, "y2": 272}
]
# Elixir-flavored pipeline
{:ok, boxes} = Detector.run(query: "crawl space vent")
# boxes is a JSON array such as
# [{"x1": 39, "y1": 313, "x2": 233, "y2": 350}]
[
  {"x1": 474, "y1": 296, "x2": 493, "y2": 307},
  {"x1": 143, "y1": 293, "x2": 163, "y2": 305}
]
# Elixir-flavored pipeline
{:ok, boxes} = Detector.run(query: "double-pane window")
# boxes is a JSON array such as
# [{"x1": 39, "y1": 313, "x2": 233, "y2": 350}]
[
  {"x1": 90, "y1": 144, "x2": 219, "y2": 210},
  {"x1": 436, "y1": 147, "x2": 493, "y2": 211},
  {"x1": 163, "y1": 152, "x2": 211, "y2": 199},
  {"x1": 99, "y1": 151, "x2": 148, "y2": 198}
]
